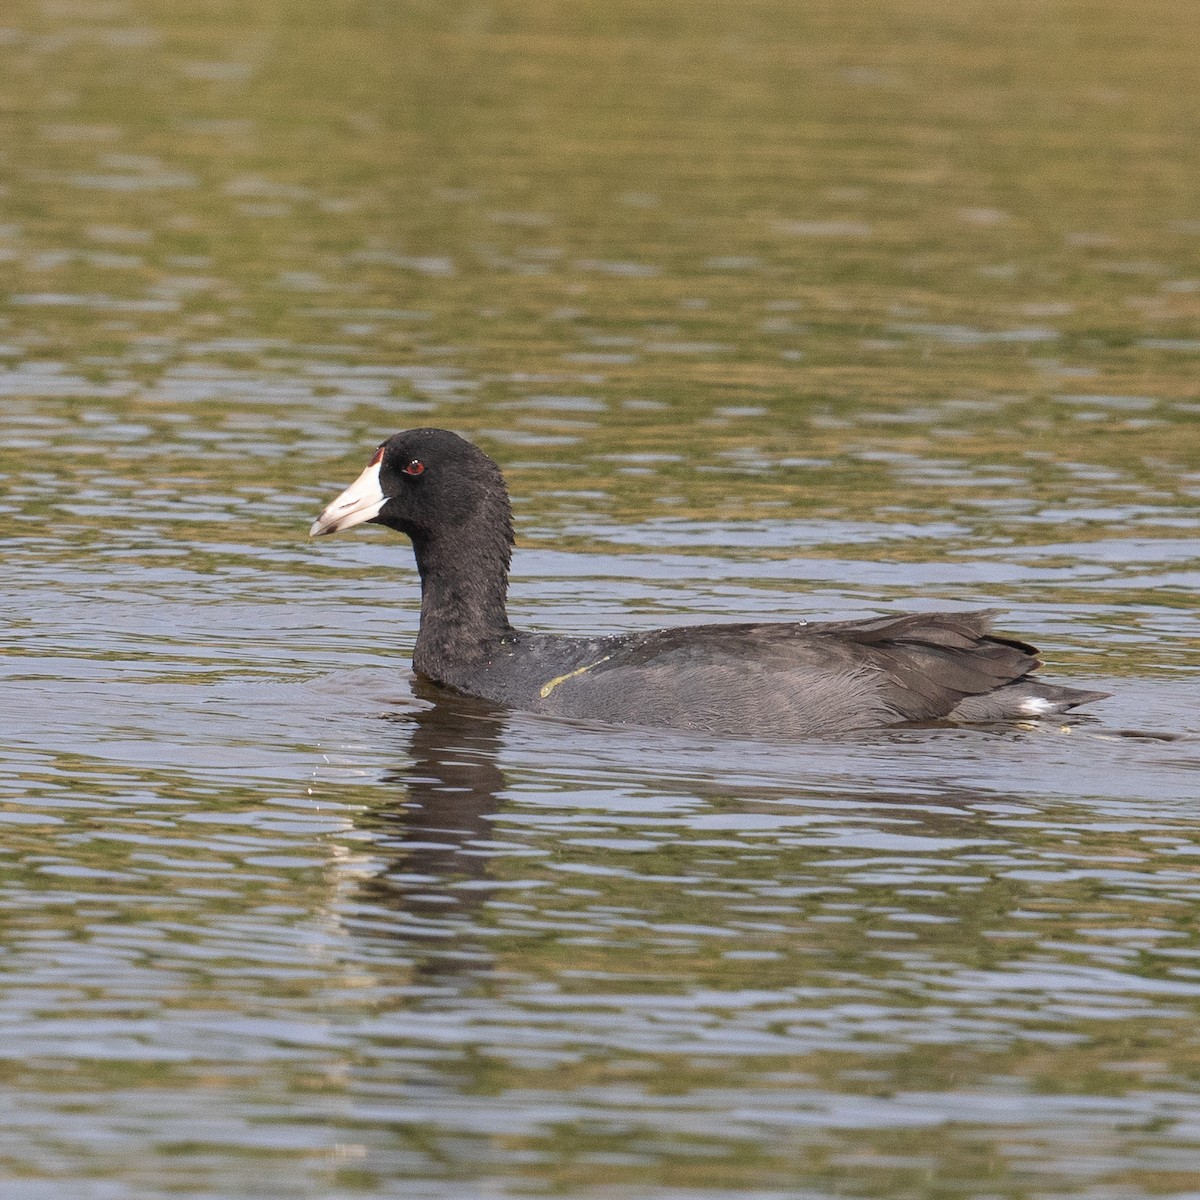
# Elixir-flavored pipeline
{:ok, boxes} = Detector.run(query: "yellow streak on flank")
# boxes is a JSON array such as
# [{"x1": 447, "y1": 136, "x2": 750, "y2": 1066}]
[{"x1": 539, "y1": 654, "x2": 613, "y2": 700}]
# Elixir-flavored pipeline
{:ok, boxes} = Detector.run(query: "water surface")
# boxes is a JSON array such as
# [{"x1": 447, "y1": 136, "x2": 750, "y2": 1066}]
[{"x1": 3, "y1": 1, "x2": 1200, "y2": 1196}]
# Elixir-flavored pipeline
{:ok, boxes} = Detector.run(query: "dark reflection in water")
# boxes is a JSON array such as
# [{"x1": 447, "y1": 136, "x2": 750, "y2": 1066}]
[{"x1": 355, "y1": 689, "x2": 508, "y2": 979}]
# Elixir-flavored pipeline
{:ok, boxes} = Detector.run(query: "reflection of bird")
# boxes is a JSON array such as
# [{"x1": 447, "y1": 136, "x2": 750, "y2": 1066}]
[
  {"x1": 355, "y1": 689, "x2": 505, "y2": 933},
  {"x1": 311, "y1": 428, "x2": 1108, "y2": 737}
]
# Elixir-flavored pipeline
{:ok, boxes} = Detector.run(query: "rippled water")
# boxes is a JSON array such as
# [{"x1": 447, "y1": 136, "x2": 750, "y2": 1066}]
[{"x1": 3, "y1": 1, "x2": 1200, "y2": 1196}]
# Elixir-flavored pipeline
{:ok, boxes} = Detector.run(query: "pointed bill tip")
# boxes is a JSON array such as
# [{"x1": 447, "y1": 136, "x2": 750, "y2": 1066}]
[{"x1": 309, "y1": 459, "x2": 386, "y2": 539}]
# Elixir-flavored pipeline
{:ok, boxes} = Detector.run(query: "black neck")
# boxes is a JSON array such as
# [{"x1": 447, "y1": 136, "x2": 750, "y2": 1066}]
[{"x1": 410, "y1": 527, "x2": 514, "y2": 677}]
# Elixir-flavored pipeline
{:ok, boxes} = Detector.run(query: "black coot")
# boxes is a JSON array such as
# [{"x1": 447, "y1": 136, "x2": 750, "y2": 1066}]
[{"x1": 310, "y1": 428, "x2": 1107, "y2": 737}]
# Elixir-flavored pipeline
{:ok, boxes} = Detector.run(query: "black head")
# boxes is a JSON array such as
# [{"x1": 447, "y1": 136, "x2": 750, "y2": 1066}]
[{"x1": 310, "y1": 428, "x2": 512, "y2": 545}]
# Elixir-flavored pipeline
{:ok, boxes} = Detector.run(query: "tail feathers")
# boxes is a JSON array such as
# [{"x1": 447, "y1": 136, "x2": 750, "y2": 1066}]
[
  {"x1": 949, "y1": 681, "x2": 1110, "y2": 723},
  {"x1": 826, "y1": 611, "x2": 1107, "y2": 723}
]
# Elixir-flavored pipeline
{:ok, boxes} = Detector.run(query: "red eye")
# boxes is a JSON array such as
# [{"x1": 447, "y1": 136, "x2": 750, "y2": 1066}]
[{"x1": 402, "y1": 459, "x2": 425, "y2": 476}]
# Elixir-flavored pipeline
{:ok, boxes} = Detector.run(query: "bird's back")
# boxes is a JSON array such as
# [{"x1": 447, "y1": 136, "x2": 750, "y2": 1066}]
[{"x1": 523, "y1": 611, "x2": 1103, "y2": 737}]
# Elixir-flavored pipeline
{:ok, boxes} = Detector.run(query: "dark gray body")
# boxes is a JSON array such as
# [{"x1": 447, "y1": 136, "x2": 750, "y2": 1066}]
[{"x1": 417, "y1": 610, "x2": 1107, "y2": 738}]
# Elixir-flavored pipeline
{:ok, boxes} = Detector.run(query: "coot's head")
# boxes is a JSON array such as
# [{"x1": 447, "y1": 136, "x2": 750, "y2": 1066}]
[{"x1": 309, "y1": 428, "x2": 511, "y2": 543}]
